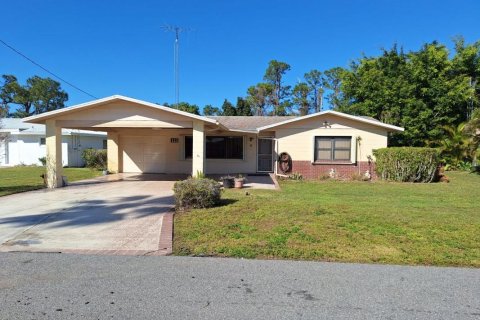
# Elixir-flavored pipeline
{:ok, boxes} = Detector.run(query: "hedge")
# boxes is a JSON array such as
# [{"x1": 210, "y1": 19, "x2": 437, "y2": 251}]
[
  {"x1": 373, "y1": 147, "x2": 440, "y2": 183},
  {"x1": 81, "y1": 148, "x2": 107, "y2": 170},
  {"x1": 173, "y1": 178, "x2": 222, "y2": 210}
]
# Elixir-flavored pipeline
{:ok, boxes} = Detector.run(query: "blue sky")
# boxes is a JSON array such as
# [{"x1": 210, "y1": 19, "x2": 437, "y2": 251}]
[{"x1": 1, "y1": 0, "x2": 479, "y2": 111}]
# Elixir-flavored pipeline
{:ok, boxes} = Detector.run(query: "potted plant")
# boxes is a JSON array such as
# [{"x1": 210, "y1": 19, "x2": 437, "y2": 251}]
[
  {"x1": 234, "y1": 174, "x2": 247, "y2": 189},
  {"x1": 220, "y1": 175, "x2": 235, "y2": 188}
]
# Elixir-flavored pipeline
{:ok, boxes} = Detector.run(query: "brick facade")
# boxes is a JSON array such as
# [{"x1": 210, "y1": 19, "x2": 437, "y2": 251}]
[{"x1": 286, "y1": 161, "x2": 376, "y2": 180}]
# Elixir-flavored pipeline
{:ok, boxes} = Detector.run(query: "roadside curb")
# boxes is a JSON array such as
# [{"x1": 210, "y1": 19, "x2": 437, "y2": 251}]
[{"x1": 153, "y1": 211, "x2": 173, "y2": 256}]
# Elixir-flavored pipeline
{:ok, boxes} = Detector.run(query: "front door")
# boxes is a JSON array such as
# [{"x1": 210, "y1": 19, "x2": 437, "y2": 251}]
[{"x1": 257, "y1": 138, "x2": 274, "y2": 172}]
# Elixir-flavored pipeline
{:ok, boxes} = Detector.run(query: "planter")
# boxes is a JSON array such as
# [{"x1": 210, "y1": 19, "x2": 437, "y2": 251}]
[
  {"x1": 234, "y1": 178, "x2": 245, "y2": 189},
  {"x1": 222, "y1": 177, "x2": 234, "y2": 188}
]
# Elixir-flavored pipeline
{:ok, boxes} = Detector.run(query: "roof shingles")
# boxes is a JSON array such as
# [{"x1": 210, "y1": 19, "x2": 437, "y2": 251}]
[{"x1": 208, "y1": 116, "x2": 296, "y2": 132}]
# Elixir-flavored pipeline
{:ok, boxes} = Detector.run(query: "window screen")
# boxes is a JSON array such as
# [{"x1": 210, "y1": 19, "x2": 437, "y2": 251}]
[
  {"x1": 314, "y1": 137, "x2": 351, "y2": 161},
  {"x1": 185, "y1": 136, "x2": 243, "y2": 159}
]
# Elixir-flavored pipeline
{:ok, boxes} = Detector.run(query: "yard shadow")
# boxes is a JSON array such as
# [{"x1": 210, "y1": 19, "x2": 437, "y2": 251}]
[
  {"x1": 216, "y1": 198, "x2": 238, "y2": 207},
  {"x1": 69, "y1": 173, "x2": 190, "y2": 187},
  {"x1": 123, "y1": 174, "x2": 189, "y2": 182},
  {"x1": 0, "y1": 194, "x2": 174, "y2": 229}
]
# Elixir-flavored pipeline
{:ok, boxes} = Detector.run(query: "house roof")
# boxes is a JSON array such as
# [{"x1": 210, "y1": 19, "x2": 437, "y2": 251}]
[
  {"x1": 23, "y1": 95, "x2": 220, "y2": 126},
  {"x1": 208, "y1": 116, "x2": 296, "y2": 132},
  {"x1": 20, "y1": 95, "x2": 403, "y2": 133},
  {"x1": 209, "y1": 115, "x2": 400, "y2": 132},
  {"x1": 256, "y1": 110, "x2": 404, "y2": 132},
  {"x1": 0, "y1": 118, "x2": 106, "y2": 136}
]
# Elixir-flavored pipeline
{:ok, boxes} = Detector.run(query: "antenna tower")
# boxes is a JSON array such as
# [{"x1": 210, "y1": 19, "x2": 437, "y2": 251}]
[{"x1": 162, "y1": 24, "x2": 191, "y2": 105}]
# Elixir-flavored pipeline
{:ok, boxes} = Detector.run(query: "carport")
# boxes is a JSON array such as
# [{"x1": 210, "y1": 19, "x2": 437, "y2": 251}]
[{"x1": 23, "y1": 95, "x2": 225, "y2": 188}]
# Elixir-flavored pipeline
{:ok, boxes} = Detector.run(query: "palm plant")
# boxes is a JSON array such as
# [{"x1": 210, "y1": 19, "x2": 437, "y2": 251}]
[
  {"x1": 464, "y1": 109, "x2": 480, "y2": 166},
  {"x1": 438, "y1": 123, "x2": 473, "y2": 169}
]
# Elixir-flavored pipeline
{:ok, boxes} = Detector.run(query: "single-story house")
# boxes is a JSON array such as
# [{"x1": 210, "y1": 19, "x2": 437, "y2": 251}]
[
  {"x1": 0, "y1": 118, "x2": 106, "y2": 167},
  {"x1": 23, "y1": 95, "x2": 404, "y2": 188}
]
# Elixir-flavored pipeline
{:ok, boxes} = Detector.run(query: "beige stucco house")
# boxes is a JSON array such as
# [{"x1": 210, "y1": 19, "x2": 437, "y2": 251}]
[{"x1": 23, "y1": 95, "x2": 404, "y2": 188}]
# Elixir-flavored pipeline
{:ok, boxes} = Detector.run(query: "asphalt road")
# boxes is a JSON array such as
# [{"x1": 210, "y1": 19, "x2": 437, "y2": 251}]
[{"x1": 0, "y1": 253, "x2": 479, "y2": 320}]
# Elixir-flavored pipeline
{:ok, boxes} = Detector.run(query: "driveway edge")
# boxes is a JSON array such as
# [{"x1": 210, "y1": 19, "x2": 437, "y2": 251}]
[{"x1": 154, "y1": 211, "x2": 173, "y2": 256}]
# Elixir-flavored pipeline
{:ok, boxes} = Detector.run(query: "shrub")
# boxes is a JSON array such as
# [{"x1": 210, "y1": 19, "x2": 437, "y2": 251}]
[
  {"x1": 38, "y1": 157, "x2": 47, "y2": 166},
  {"x1": 350, "y1": 172, "x2": 365, "y2": 181},
  {"x1": 318, "y1": 173, "x2": 330, "y2": 180},
  {"x1": 373, "y1": 147, "x2": 440, "y2": 183},
  {"x1": 194, "y1": 170, "x2": 206, "y2": 179},
  {"x1": 173, "y1": 178, "x2": 222, "y2": 210},
  {"x1": 81, "y1": 148, "x2": 107, "y2": 169},
  {"x1": 289, "y1": 172, "x2": 303, "y2": 180}
]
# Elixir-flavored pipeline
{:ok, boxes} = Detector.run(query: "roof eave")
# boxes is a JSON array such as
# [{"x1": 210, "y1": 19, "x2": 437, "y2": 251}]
[
  {"x1": 257, "y1": 110, "x2": 405, "y2": 132},
  {"x1": 22, "y1": 95, "x2": 217, "y2": 125},
  {"x1": 226, "y1": 129, "x2": 258, "y2": 134}
]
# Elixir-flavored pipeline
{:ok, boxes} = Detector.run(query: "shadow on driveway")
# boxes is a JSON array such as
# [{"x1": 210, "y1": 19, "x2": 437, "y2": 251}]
[{"x1": 0, "y1": 194, "x2": 174, "y2": 229}]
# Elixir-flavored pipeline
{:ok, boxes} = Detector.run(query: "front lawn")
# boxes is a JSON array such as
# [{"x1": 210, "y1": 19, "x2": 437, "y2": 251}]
[
  {"x1": 0, "y1": 166, "x2": 103, "y2": 197},
  {"x1": 174, "y1": 171, "x2": 480, "y2": 267}
]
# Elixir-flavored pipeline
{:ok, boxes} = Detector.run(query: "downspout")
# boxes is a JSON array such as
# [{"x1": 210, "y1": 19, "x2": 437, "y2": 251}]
[{"x1": 274, "y1": 138, "x2": 279, "y2": 176}]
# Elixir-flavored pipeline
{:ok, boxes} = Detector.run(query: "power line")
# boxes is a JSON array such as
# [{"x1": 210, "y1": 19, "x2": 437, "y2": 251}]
[{"x1": 0, "y1": 38, "x2": 98, "y2": 99}]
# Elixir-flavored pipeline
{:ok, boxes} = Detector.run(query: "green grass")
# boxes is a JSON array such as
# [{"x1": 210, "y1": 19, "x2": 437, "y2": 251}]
[
  {"x1": 0, "y1": 166, "x2": 103, "y2": 197},
  {"x1": 174, "y1": 171, "x2": 480, "y2": 267}
]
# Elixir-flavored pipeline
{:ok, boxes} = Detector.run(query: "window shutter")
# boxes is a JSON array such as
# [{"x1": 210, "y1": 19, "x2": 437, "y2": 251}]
[
  {"x1": 311, "y1": 135, "x2": 315, "y2": 163},
  {"x1": 350, "y1": 135, "x2": 357, "y2": 164}
]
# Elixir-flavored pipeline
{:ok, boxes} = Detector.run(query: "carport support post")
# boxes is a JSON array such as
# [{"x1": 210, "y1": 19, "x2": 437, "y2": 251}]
[
  {"x1": 192, "y1": 120, "x2": 205, "y2": 177},
  {"x1": 107, "y1": 132, "x2": 120, "y2": 173},
  {"x1": 45, "y1": 119, "x2": 63, "y2": 188}
]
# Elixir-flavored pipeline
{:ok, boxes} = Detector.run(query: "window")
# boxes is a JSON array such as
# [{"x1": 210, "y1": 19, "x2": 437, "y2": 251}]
[
  {"x1": 39, "y1": 138, "x2": 46, "y2": 145},
  {"x1": 185, "y1": 136, "x2": 193, "y2": 159},
  {"x1": 184, "y1": 136, "x2": 243, "y2": 159},
  {"x1": 314, "y1": 136, "x2": 351, "y2": 162}
]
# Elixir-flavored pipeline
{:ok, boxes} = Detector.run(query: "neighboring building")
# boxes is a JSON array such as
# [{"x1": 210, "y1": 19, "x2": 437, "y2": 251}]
[
  {"x1": 23, "y1": 95, "x2": 404, "y2": 188},
  {"x1": 0, "y1": 118, "x2": 106, "y2": 167}
]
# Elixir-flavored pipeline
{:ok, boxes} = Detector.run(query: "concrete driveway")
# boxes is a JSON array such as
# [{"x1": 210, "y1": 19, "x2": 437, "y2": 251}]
[{"x1": 0, "y1": 174, "x2": 179, "y2": 255}]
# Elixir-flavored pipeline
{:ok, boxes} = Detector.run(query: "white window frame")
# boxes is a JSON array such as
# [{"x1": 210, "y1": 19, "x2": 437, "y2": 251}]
[{"x1": 311, "y1": 135, "x2": 357, "y2": 164}]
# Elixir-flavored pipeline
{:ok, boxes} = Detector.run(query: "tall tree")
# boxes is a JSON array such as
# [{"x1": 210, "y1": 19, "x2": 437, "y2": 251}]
[
  {"x1": 322, "y1": 67, "x2": 345, "y2": 109},
  {"x1": 451, "y1": 36, "x2": 480, "y2": 119},
  {"x1": 220, "y1": 99, "x2": 236, "y2": 116},
  {"x1": 235, "y1": 97, "x2": 253, "y2": 116},
  {"x1": 0, "y1": 75, "x2": 68, "y2": 117},
  {"x1": 304, "y1": 69, "x2": 324, "y2": 112},
  {"x1": 166, "y1": 102, "x2": 200, "y2": 115},
  {"x1": 263, "y1": 60, "x2": 291, "y2": 115},
  {"x1": 338, "y1": 45, "x2": 411, "y2": 124},
  {"x1": 246, "y1": 83, "x2": 273, "y2": 116},
  {"x1": 292, "y1": 82, "x2": 313, "y2": 115},
  {"x1": 406, "y1": 42, "x2": 473, "y2": 144},
  {"x1": 337, "y1": 42, "x2": 474, "y2": 146},
  {"x1": 0, "y1": 75, "x2": 18, "y2": 117},
  {"x1": 203, "y1": 104, "x2": 220, "y2": 116}
]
